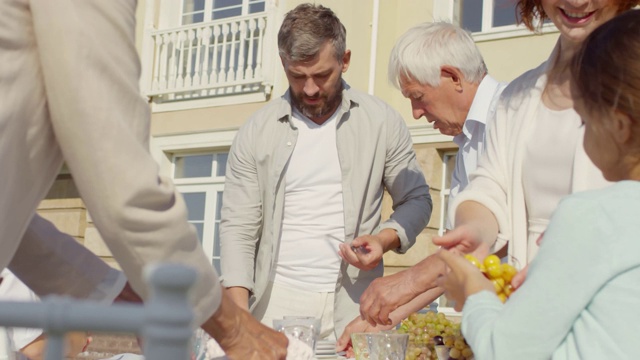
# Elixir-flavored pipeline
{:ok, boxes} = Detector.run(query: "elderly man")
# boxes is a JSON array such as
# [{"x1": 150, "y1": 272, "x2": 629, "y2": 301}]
[
  {"x1": 337, "y1": 21, "x2": 506, "y2": 350},
  {"x1": 389, "y1": 21, "x2": 506, "y2": 229}
]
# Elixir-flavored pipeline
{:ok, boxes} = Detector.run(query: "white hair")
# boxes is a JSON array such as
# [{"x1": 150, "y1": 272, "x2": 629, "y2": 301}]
[{"x1": 388, "y1": 21, "x2": 487, "y2": 88}]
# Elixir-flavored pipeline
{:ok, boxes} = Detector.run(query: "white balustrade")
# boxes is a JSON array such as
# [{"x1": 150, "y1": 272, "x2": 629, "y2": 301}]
[{"x1": 145, "y1": 13, "x2": 270, "y2": 101}]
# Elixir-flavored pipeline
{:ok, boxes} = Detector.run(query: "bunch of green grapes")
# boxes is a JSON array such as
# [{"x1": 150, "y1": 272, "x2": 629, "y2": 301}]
[
  {"x1": 433, "y1": 334, "x2": 474, "y2": 360},
  {"x1": 396, "y1": 311, "x2": 473, "y2": 360},
  {"x1": 464, "y1": 254, "x2": 518, "y2": 302}
]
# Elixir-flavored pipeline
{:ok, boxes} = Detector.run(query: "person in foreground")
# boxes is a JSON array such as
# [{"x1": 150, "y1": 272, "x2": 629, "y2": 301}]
[
  {"x1": 356, "y1": 0, "x2": 639, "y2": 329},
  {"x1": 437, "y1": 10, "x2": 640, "y2": 358},
  {"x1": 337, "y1": 20, "x2": 506, "y2": 351},
  {"x1": 0, "y1": 1, "x2": 286, "y2": 358},
  {"x1": 220, "y1": 2, "x2": 431, "y2": 340}
]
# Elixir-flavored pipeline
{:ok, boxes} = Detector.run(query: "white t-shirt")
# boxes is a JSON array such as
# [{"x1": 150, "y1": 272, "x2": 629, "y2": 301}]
[
  {"x1": 521, "y1": 104, "x2": 582, "y2": 262},
  {"x1": 0, "y1": 269, "x2": 42, "y2": 352},
  {"x1": 273, "y1": 109, "x2": 345, "y2": 292}
]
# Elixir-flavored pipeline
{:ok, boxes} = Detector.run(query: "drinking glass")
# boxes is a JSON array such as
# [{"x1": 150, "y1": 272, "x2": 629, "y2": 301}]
[
  {"x1": 273, "y1": 318, "x2": 316, "y2": 354},
  {"x1": 366, "y1": 333, "x2": 409, "y2": 360},
  {"x1": 351, "y1": 332, "x2": 410, "y2": 360}
]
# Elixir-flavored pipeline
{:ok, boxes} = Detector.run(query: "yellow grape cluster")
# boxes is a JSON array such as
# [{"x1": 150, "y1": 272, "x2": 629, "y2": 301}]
[
  {"x1": 464, "y1": 254, "x2": 518, "y2": 302},
  {"x1": 396, "y1": 311, "x2": 473, "y2": 360}
]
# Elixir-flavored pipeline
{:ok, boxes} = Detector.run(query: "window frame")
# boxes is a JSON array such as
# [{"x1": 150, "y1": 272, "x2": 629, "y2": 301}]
[
  {"x1": 171, "y1": 151, "x2": 228, "y2": 274},
  {"x1": 180, "y1": 0, "x2": 268, "y2": 25},
  {"x1": 433, "y1": 0, "x2": 557, "y2": 42},
  {"x1": 436, "y1": 150, "x2": 460, "y2": 317},
  {"x1": 438, "y1": 151, "x2": 458, "y2": 237},
  {"x1": 150, "y1": 130, "x2": 237, "y2": 273}
]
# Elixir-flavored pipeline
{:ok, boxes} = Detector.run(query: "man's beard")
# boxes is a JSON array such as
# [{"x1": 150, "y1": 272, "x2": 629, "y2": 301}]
[{"x1": 292, "y1": 81, "x2": 343, "y2": 121}]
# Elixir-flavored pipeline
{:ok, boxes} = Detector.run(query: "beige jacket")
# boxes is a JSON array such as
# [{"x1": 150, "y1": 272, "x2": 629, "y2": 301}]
[
  {"x1": 0, "y1": 0, "x2": 220, "y2": 323},
  {"x1": 220, "y1": 84, "x2": 432, "y2": 335}
]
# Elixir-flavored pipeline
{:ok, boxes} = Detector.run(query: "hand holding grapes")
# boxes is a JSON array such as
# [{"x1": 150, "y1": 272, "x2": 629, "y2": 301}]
[{"x1": 435, "y1": 249, "x2": 494, "y2": 312}]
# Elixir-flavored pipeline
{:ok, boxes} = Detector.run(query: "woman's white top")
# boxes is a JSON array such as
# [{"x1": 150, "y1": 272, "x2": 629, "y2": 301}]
[{"x1": 522, "y1": 104, "x2": 582, "y2": 263}]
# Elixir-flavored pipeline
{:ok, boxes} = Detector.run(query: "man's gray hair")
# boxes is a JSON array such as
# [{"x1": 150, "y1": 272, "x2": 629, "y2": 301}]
[
  {"x1": 278, "y1": 3, "x2": 347, "y2": 62},
  {"x1": 388, "y1": 21, "x2": 487, "y2": 88}
]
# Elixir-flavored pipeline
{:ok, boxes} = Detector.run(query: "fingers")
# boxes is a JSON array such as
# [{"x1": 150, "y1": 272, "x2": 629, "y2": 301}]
[
  {"x1": 336, "y1": 329, "x2": 352, "y2": 352},
  {"x1": 510, "y1": 265, "x2": 528, "y2": 290},
  {"x1": 470, "y1": 242, "x2": 491, "y2": 261},
  {"x1": 438, "y1": 249, "x2": 481, "y2": 275},
  {"x1": 433, "y1": 226, "x2": 483, "y2": 254},
  {"x1": 338, "y1": 243, "x2": 354, "y2": 259},
  {"x1": 454, "y1": 302, "x2": 464, "y2": 312},
  {"x1": 435, "y1": 248, "x2": 458, "y2": 267},
  {"x1": 359, "y1": 298, "x2": 381, "y2": 327},
  {"x1": 361, "y1": 310, "x2": 378, "y2": 327},
  {"x1": 432, "y1": 229, "x2": 465, "y2": 250},
  {"x1": 339, "y1": 243, "x2": 381, "y2": 271},
  {"x1": 360, "y1": 296, "x2": 391, "y2": 326},
  {"x1": 377, "y1": 305, "x2": 393, "y2": 326},
  {"x1": 349, "y1": 236, "x2": 368, "y2": 248},
  {"x1": 338, "y1": 243, "x2": 361, "y2": 266}
]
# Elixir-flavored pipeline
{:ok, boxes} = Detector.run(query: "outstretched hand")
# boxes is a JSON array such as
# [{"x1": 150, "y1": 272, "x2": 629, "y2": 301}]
[
  {"x1": 357, "y1": 267, "x2": 426, "y2": 326},
  {"x1": 338, "y1": 234, "x2": 385, "y2": 271},
  {"x1": 203, "y1": 292, "x2": 288, "y2": 360},
  {"x1": 335, "y1": 316, "x2": 395, "y2": 356},
  {"x1": 435, "y1": 249, "x2": 494, "y2": 312},
  {"x1": 433, "y1": 225, "x2": 490, "y2": 259}
]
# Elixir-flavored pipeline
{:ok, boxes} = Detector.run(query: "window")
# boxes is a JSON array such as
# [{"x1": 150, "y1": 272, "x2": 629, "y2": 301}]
[
  {"x1": 438, "y1": 151, "x2": 457, "y2": 236},
  {"x1": 437, "y1": 151, "x2": 458, "y2": 313},
  {"x1": 433, "y1": 0, "x2": 555, "y2": 41},
  {"x1": 172, "y1": 152, "x2": 228, "y2": 274},
  {"x1": 458, "y1": 0, "x2": 518, "y2": 33},
  {"x1": 182, "y1": 0, "x2": 267, "y2": 25}
]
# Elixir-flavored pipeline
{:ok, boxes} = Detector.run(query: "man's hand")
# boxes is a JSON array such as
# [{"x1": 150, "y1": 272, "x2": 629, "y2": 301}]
[
  {"x1": 358, "y1": 267, "x2": 426, "y2": 326},
  {"x1": 226, "y1": 286, "x2": 250, "y2": 310},
  {"x1": 202, "y1": 291, "x2": 287, "y2": 360},
  {"x1": 435, "y1": 250, "x2": 494, "y2": 312},
  {"x1": 338, "y1": 235, "x2": 384, "y2": 271},
  {"x1": 335, "y1": 316, "x2": 394, "y2": 356},
  {"x1": 338, "y1": 229, "x2": 399, "y2": 271}
]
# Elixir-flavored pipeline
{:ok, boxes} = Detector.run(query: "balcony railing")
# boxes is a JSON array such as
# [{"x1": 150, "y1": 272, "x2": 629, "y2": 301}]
[{"x1": 142, "y1": 13, "x2": 274, "y2": 103}]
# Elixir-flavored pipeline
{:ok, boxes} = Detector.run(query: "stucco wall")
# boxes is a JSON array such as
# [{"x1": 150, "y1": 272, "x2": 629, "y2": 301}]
[{"x1": 41, "y1": 0, "x2": 563, "y2": 277}]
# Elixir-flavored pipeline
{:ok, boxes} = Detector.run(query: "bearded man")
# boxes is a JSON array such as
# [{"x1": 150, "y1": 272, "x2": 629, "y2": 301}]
[{"x1": 219, "y1": 3, "x2": 432, "y2": 341}]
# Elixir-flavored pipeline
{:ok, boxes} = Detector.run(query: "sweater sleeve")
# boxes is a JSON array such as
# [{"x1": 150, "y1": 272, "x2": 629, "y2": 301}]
[{"x1": 461, "y1": 195, "x2": 611, "y2": 359}]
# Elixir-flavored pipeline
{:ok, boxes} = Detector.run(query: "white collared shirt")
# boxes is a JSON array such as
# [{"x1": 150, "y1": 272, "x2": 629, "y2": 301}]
[{"x1": 447, "y1": 75, "x2": 506, "y2": 229}]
